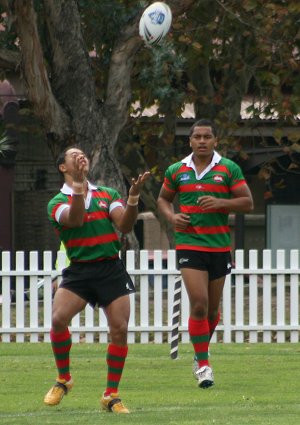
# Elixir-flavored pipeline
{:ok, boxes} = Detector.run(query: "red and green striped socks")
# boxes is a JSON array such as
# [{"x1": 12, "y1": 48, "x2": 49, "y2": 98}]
[
  {"x1": 104, "y1": 343, "x2": 128, "y2": 396},
  {"x1": 188, "y1": 317, "x2": 210, "y2": 368},
  {"x1": 50, "y1": 328, "x2": 72, "y2": 381}
]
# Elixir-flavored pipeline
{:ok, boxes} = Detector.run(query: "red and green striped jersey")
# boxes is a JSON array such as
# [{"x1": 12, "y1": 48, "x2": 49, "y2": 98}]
[
  {"x1": 162, "y1": 152, "x2": 247, "y2": 252},
  {"x1": 47, "y1": 182, "x2": 124, "y2": 262}
]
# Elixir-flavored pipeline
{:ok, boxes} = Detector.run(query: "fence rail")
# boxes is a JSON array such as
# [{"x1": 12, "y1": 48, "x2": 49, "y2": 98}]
[{"x1": 0, "y1": 249, "x2": 299, "y2": 343}]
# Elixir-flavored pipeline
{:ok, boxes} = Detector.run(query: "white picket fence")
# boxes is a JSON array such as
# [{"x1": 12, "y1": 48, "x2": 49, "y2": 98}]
[{"x1": 0, "y1": 249, "x2": 299, "y2": 343}]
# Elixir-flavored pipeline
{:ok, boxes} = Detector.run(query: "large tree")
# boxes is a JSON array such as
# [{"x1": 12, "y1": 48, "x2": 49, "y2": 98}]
[{"x1": 1, "y1": 0, "x2": 299, "y2": 245}]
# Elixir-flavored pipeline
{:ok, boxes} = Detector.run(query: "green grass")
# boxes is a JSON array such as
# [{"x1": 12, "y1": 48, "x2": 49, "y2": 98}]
[{"x1": 1, "y1": 343, "x2": 300, "y2": 424}]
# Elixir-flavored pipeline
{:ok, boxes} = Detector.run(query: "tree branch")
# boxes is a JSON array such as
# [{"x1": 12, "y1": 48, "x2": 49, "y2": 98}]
[{"x1": 105, "y1": 0, "x2": 195, "y2": 145}]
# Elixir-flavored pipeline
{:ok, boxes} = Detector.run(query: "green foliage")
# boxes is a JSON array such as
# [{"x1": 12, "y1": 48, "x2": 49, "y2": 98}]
[
  {"x1": 78, "y1": 0, "x2": 137, "y2": 52},
  {"x1": 172, "y1": 0, "x2": 300, "y2": 124},
  {"x1": 1, "y1": 1, "x2": 299, "y2": 125},
  {"x1": 1, "y1": 0, "x2": 300, "y2": 203},
  {"x1": 2, "y1": 0, "x2": 299, "y2": 128},
  {"x1": 0, "y1": 134, "x2": 16, "y2": 157},
  {"x1": 76, "y1": 0, "x2": 142, "y2": 100},
  {"x1": 135, "y1": 40, "x2": 187, "y2": 113}
]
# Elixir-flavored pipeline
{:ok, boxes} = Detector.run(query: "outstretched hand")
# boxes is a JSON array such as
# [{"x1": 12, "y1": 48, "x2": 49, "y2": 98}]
[{"x1": 129, "y1": 171, "x2": 151, "y2": 196}]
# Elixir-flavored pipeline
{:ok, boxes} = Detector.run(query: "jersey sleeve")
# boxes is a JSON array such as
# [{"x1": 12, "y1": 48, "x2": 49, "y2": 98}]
[
  {"x1": 102, "y1": 186, "x2": 125, "y2": 212},
  {"x1": 47, "y1": 194, "x2": 69, "y2": 229},
  {"x1": 229, "y1": 161, "x2": 247, "y2": 190},
  {"x1": 163, "y1": 165, "x2": 178, "y2": 193}
]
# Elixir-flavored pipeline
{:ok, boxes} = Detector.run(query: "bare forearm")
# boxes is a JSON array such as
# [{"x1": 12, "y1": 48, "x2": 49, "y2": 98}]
[
  {"x1": 157, "y1": 197, "x2": 175, "y2": 222},
  {"x1": 68, "y1": 196, "x2": 86, "y2": 226},
  {"x1": 63, "y1": 180, "x2": 86, "y2": 227},
  {"x1": 118, "y1": 204, "x2": 139, "y2": 234},
  {"x1": 60, "y1": 195, "x2": 85, "y2": 227},
  {"x1": 112, "y1": 172, "x2": 151, "y2": 233},
  {"x1": 220, "y1": 197, "x2": 254, "y2": 213}
]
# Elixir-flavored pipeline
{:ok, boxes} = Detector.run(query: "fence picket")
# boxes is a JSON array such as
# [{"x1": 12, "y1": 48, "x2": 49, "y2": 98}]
[
  {"x1": 290, "y1": 250, "x2": 299, "y2": 343},
  {"x1": 222, "y1": 274, "x2": 232, "y2": 343},
  {"x1": 43, "y1": 251, "x2": 53, "y2": 343},
  {"x1": 126, "y1": 250, "x2": 136, "y2": 344},
  {"x1": 153, "y1": 250, "x2": 163, "y2": 343},
  {"x1": 140, "y1": 250, "x2": 149, "y2": 343},
  {"x1": 262, "y1": 250, "x2": 272, "y2": 343},
  {"x1": 99, "y1": 309, "x2": 108, "y2": 343},
  {"x1": 29, "y1": 251, "x2": 39, "y2": 343},
  {"x1": 2, "y1": 251, "x2": 11, "y2": 342},
  {"x1": 85, "y1": 305, "x2": 94, "y2": 343},
  {"x1": 276, "y1": 250, "x2": 286, "y2": 343},
  {"x1": 249, "y1": 250, "x2": 258, "y2": 343},
  {"x1": 16, "y1": 252, "x2": 25, "y2": 343},
  {"x1": 235, "y1": 250, "x2": 245, "y2": 343}
]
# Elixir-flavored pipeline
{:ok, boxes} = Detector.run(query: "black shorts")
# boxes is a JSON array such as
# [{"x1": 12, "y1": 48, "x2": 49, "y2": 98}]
[
  {"x1": 176, "y1": 250, "x2": 232, "y2": 281},
  {"x1": 60, "y1": 258, "x2": 135, "y2": 307}
]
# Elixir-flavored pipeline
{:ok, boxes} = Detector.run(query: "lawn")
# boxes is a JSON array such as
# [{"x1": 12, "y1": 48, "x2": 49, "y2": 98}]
[{"x1": 0, "y1": 343, "x2": 300, "y2": 425}]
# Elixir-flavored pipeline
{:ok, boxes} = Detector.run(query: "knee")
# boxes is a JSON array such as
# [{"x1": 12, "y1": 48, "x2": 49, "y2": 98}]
[
  {"x1": 190, "y1": 300, "x2": 208, "y2": 319},
  {"x1": 109, "y1": 320, "x2": 128, "y2": 345},
  {"x1": 111, "y1": 320, "x2": 128, "y2": 337},
  {"x1": 52, "y1": 311, "x2": 69, "y2": 332}
]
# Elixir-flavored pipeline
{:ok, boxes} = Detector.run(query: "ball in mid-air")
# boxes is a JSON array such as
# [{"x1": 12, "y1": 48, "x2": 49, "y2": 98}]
[{"x1": 139, "y1": 2, "x2": 172, "y2": 46}]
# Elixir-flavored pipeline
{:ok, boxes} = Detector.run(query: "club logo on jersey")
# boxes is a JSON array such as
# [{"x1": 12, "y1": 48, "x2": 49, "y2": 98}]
[
  {"x1": 196, "y1": 184, "x2": 203, "y2": 190},
  {"x1": 180, "y1": 173, "x2": 190, "y2": 181},
  {"x1": 98, "y1": 200, "x2": 108, "y2": 209},
  {"x1": 213, "y1": 175, "x2": 224, "y2": 183}
]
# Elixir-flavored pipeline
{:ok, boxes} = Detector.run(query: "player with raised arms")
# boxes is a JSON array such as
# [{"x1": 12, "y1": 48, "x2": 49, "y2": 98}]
[{"x1": 45, "y1": 146, "x2": 150, "y2": 413}]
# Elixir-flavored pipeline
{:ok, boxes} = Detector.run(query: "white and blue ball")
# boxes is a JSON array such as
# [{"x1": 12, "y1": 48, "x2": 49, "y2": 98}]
[{"x1": 139, "y1": 2, "x2": 172, "y2": 46}]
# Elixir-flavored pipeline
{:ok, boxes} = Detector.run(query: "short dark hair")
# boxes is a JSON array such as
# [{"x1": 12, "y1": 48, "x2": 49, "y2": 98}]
[
  {"x1": 189, "y1": 119, "x2": 218, "y2": 137},
  {"x1": 56, "y1": 145, "x2": 83, "y2": 173}
]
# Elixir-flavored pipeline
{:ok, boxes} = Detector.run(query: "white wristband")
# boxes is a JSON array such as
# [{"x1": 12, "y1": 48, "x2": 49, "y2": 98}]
[{"x1": 127, "y1": 195, "x2": 139, "y2": 206}]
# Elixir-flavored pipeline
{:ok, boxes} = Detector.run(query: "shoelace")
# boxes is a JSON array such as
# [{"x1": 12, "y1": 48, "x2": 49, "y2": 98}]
[
  {"x1": 54, "y1": 382, "x2": 68, "y2": 394},
  {"x1": 197, "y1": 367, "x2": 209, "y2": 378},
  {"x1": 112, "y1": 401, "x2": 128, "y2": 413}
]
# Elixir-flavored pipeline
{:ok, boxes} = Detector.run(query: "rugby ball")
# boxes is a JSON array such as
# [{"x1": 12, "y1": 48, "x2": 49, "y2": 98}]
[{"x1": 139, "y1": 2, "x2": 172, "y2": 46}]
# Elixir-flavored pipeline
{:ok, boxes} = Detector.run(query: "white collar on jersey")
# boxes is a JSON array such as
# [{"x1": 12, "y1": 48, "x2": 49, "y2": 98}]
[
  {"x1": 182, "y1": 151, "x2": 222, "y2": 180},
  {"x1": 61, "y1": 180, "x2": 97, "y2": 195}
]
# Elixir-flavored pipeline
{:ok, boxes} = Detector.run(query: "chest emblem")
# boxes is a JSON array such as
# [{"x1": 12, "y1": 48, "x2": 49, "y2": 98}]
[
  {"x1": 98, "y1": 200, "x2": 108, "y2": 209},
  {"x1": 180, "y1": 173, "x2": 190, "y2": 181},
  {"x1": 213, "y1": 175, "x2": 224, "y2": 183}
]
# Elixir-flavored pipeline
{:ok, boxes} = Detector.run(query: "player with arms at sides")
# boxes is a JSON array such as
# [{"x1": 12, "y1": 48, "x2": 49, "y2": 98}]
[
  {"x1": 45, "y1": 146, "x2": 150, "y2": 413},
  {"x1": 157, "y1": 119, "x2": 253, "y2": 389}
]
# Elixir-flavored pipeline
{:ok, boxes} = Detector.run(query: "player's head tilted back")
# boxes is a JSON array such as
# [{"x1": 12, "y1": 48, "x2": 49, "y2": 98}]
[{"x1": 56, "y1": 146, "x2": 89, "y2": 179}]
